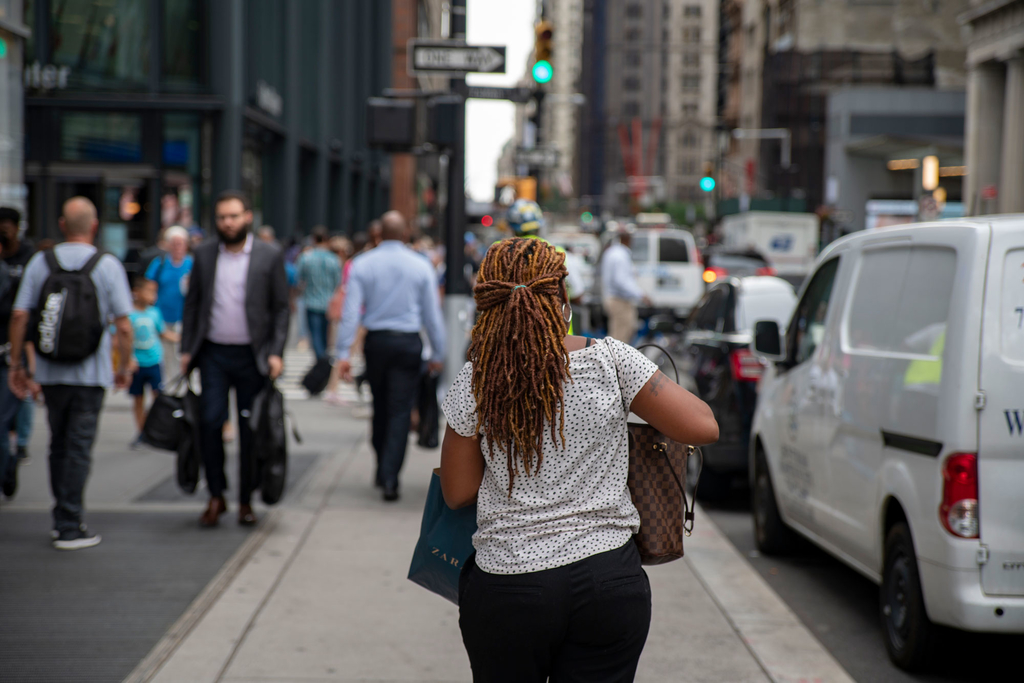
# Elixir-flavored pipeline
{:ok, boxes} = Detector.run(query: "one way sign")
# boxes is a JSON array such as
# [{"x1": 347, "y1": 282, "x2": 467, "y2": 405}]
[{"x1": 409, "y1": 40, "x2": 506, "y2": 76}]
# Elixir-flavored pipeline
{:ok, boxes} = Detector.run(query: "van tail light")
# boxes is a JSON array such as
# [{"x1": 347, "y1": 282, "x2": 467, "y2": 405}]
[
  {"x1": 940, "y1": 453, "x2": 979, "y2": 538},
  {"x1": 755, "y1": 266, "x2": 777, "y2": 276},
  {"x1": 729, "y1": 348, "x2": 765, "y2": 382},
  {"x1": 703, "y1": 266, "x2": 727, "y2": 284}
]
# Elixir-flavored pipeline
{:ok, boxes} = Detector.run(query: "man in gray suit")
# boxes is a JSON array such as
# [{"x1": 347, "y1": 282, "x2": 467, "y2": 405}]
[{"x1": 181, "y1": 190, "x2": 289, "y2": 528}]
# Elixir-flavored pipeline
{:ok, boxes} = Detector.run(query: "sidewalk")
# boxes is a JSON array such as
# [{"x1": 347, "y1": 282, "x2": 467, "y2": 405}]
[{"x1": 128, "y1": 414, "x2": 854, "y2": 683}]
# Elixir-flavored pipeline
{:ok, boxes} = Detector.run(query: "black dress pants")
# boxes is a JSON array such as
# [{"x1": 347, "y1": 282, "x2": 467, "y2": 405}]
[
  {"x1": 363, "y1": 331, "x2": 422, "y2": 488},
  {"x1": 198, "y1": 342, "x2": 264, "y2": 505},
  {"x1": 459, "y1": 541, "x2": 652, "y2": 683}
]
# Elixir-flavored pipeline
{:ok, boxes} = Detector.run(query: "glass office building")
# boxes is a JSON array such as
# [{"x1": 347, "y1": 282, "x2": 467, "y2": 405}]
[{"x1": 22, "y1": 0, "x2": 391, "y2": 263}]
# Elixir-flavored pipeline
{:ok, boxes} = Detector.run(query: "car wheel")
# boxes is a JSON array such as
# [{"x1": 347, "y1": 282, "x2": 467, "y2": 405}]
[
  {"x1": 752, "y1": 450, "x2": 797, "y2": 554},
  {"x1": 881, "y1": 522, "x2": 936, "y2": 671}
]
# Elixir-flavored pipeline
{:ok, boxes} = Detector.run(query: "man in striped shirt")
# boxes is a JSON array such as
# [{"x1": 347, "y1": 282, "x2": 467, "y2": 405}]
[{"x1": 297, "y1": 226, "x2": 341, "y2": 360}]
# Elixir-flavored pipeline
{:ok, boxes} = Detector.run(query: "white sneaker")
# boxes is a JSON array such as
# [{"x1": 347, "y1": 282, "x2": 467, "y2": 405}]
[{"x1": 53, "y1": 527, "x2": 101, "y2": 550}]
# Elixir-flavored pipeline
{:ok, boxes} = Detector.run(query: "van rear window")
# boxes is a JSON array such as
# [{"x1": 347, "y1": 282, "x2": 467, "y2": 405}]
[
  {"x1": 846, "y1": 246, "x2": 956, "y2": 356},
  {"x1": 660, "y1": 238, "x2": 691, "y2": 263},
  {"x1": 1001, "y1": 249, "x2": 1024, "y2": 362}
]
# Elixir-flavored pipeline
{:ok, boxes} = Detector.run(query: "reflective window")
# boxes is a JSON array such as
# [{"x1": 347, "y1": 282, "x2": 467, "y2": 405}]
[
  {"x1": 788, "y1": 257, "x2": 839, "y2": 365},
  {"x1": 630, "y1": 236, "x2": 650, "y2": 262},
  {"x1": 659, "y1": 237, "x2": 691, "y2": 263},
  {"x1": 50, "y1": 0, "x2": 150, "y2": 90},
  {"x1": 694, "y1": 288, "x2": 727, "y2": 332},
  {"x1": 163, "y1": 0, "x2": 205, "y2": 89},
  {"x1": 163, "y1": 113, "x2": 202, "y2": 230},
  {"x1": 247, "y1": 0, "x2": 285, "y2": 98},
  {"x1": 846, "y1": 246, "x2": 955, "y2": 354},
  {"x1": 60, "y1": 111, "x2": 142, "y2": 162}
]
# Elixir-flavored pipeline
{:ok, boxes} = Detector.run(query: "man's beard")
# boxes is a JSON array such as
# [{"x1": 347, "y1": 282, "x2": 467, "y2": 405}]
[{"x1": 217, "y1": 224, "x2": 250, "y2": 246}]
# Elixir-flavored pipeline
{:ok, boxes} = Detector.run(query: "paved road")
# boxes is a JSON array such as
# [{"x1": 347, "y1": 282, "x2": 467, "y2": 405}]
[{"x1": 703, "y1": 488, "x2": 1022, "y2": 683}]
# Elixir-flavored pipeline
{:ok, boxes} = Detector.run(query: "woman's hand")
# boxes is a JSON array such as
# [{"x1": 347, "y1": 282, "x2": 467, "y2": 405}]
[
  {"x1": 629, "y1": 370, "x2": 719, "y2": 446},
  {"x1": 440, "y1": 426, "x2": 485, "y2": 509}
]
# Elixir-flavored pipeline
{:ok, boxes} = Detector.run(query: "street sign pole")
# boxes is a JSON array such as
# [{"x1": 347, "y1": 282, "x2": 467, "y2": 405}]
[{"x1": 443, "y1": 0, "x2": 470, "y2": 389}]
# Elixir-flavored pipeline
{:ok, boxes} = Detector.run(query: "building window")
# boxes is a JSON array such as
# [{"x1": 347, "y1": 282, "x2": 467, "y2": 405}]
[
  {"x1": 682, "y1": 75, "x2": 700, "y2": 90},
  {"x1": 247, "y1": 0, "x2": 286, "y2": 96},
  {"x1": 623, "y1": 101, "x2": 641, "y2": 117},
  {"x1": 683, "y1": 27, "x2": 701, "y2": 42},
  {"x1": 679, "y1": 159, "x2": 697, "y2": 176},
  {"x1": 626, "y1": 51, "x2": 641, "y2": 67},
  {"x1": 60, "y1": 111, "x2": 143, "y2": 162},
  {"x1": 681, "y1": 131, "x2": 697, "y2": 148},
  {"x1": 625, "y1": 27, "x2": 641, "y2": 41},
  {"x1": 684, "y1": 5, "x2": 702, "y2": 17},
  {"x1": 623, "y1": 76, "x2": 641, "y2": 91},
  {"x1": 683, "y1": 51, "x2": 700, "y2": 67},
  {"x1": 163, "y1": 0, "x2": 206, "y2": 90},
  {"x1": 50, "y1": 0, "x2": 151, "y2": 90},
  {"x1": 626, "y1": 3, "x2": 642, "y2": 18}
]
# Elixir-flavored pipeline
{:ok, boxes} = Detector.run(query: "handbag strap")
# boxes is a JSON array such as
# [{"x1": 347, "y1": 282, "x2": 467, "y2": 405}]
[{"x1": 636, "y1": 343, "x2": 679, "y2": 384}]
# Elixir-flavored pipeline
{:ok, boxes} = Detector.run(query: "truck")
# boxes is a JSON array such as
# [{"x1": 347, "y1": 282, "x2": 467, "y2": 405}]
[{"x1": 720, "y1": 211, "x2": 819, "y2": 279}]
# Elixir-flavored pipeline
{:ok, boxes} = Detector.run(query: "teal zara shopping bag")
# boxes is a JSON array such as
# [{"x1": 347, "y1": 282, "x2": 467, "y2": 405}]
[{"x1": 408, "y1": 469, "x2": 478, "y2": 604}]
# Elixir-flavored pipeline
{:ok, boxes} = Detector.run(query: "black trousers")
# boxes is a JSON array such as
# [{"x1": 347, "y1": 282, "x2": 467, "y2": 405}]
[
  {"x1": 198, "y1": 342, "x2": 264, "y2": 505},
  {"x1": 363, "y1": 331, "x2": 422, "y2": 488},
  {"x1": 459, "y1": 541, "x2": 652, "y2": 683},
  {"x1": 41, "y1": 385, "x2": 105, "y2": 533}
]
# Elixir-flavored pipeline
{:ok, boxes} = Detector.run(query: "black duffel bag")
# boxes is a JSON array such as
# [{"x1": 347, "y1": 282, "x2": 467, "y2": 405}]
[
  {"x1": 141, "y1": 375, "x2": 195, "y2": 451},
  {"x1": 417, "y1": 369, "x2": 440, "y2": 449},
  {"x1": 250, "y1": 380, "x2": 301, "y2": 505},
  {"x1": 176, "y1": 383, "x2": 202, "y2": 494},
  {"x1": 301, "y1": 357, "x2": 332, "y2": 396}
]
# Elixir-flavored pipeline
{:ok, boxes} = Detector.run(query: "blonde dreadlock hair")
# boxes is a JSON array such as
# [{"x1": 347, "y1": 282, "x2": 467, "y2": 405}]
[{"x1": 470, "y1": 238, "x2": 571, "y2": 493}]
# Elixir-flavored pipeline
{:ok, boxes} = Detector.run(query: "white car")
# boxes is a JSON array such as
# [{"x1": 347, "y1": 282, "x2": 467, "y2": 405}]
[
  {"x1": 631, "y1": 228, "x2": 703, "y2": 315},
  {"x1": 749, "y1": 216, "x2": 1024, "y2": 670}
]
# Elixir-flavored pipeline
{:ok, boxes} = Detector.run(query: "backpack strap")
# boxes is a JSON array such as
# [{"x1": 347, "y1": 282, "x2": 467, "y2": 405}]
[
  {"x1": 80, "y1": 251, "x2": 106, "y2": 275},
  {"x1": 43, "y1": 249, "x2": 65, "y2": 274}
]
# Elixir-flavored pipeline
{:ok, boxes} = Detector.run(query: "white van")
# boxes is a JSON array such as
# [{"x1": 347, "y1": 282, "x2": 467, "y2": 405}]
[
  {"x1": 748, "y1": 216, "x2": 1024, "y2": 670},
  {"x1": 630, "y1": 228, "x2": 703, "y2": 315}
]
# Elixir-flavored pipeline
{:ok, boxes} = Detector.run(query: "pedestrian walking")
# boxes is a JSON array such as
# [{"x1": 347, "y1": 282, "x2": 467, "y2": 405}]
[
  {"x1": 439, "y1": 238, "x2": 719, "y2": 682},
  {"x1": 181, "y1": 190, "x2": 289, "y2": 528},
  {"x1": 297, "y1": 226, "x2": 341, "y2": 361},
  {"x1": 0, "y1": 206, "x2": 34, "y2": 494},
  {"x1": 145, "y1": 225, "x2": 193, "y2": 382},
  {"x1": 600, "y1": 226, "x2": 649, "y2": 343},
  {"x1": 8, "y1": 197, "x2": 134, "y2": 549},
  {"x1": 335, "y1": 211, "x2": 445, "y2": 501},
  {"x1": 128, "y1": 278, "x2": 179, "y2": 448}
]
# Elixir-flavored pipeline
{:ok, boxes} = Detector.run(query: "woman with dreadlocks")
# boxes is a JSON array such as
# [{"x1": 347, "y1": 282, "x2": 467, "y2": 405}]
[{"x1": 440, "y1": 238, "x2": 718, "y2": 682}]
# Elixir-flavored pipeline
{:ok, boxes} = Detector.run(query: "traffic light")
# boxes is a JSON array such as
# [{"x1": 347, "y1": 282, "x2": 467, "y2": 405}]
[
  {"x1": 533, "y1": 20, "x2": 554, "y2": 84},
  {"x1": 699, "y1": 162, "x2": 716, "y2": 193}
]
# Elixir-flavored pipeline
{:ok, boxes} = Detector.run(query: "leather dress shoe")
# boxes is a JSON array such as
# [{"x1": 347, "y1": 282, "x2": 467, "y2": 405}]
[
  {"x1": 238, "y1": 504, "x2": 258, "y2": 526},
  {"x1": 383, "y1": 483, "x2": 399, "y2": 502},
  {"x1": 199, "y1": 497, "x2": 227, "y2": 528}
]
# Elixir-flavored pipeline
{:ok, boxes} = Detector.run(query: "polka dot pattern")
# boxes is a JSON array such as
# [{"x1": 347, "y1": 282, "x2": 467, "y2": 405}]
[{"x1": 442, "y1": 337, "x2": 659, "y2": 575}]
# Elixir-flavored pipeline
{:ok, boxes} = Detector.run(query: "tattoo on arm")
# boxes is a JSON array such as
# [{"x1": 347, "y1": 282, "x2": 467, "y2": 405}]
[{"x1": 648, "y1": 371, "x2": 666, "y2": 397}]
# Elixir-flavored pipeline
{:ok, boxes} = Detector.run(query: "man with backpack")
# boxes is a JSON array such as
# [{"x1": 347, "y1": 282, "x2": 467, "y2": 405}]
[{"x1": 8, "y1": 197, "x2": 134, "y2": 550}]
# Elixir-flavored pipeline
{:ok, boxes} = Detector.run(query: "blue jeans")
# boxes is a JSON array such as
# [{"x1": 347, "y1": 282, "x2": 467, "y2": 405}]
[
  {"x1": 17, "y1": 395, "x2": 34, "y2": 449},
  {"x1": 0, "y1": 367, "x2": 24, "y2": 489},
  {"x1": 40, "y1": 385, "x2": 105, "y2": 532},
  {"x1": 306, "y1": 309, "x2": 328, "y2": 360},
  {"x1": 198, "y1": 343, "x2": 264, "y2": 505}
]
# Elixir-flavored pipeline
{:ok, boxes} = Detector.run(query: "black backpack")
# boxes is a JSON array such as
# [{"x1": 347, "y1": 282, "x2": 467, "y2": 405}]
[{"x1": 29, "y1": 250, "x2": 106, "y2": 363}]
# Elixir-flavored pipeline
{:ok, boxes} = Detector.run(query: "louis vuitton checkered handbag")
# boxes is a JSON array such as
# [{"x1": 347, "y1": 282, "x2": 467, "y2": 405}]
[{"x1": 624, "y1": 344, "x2": 702, "y2": 565}]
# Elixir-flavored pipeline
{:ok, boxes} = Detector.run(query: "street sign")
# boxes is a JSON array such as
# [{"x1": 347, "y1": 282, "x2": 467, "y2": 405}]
[
  {"x1": 409, "y1": 40, "x2": 506, "y2": 76},
  {"x1": 515, "y1": 147, "x2": 560, "y2": 168},
  {"x1": 467, "y1": 85, "x2": 533, "y2": 103}
]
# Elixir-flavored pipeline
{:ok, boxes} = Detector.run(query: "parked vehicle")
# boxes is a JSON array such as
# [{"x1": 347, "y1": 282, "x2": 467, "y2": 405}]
[
  {"x1": 677, "y1": 276, "x2": 796, "y2": 497},
  {"x1": 721, "y1": 211, "x2": 818, "y2": 284},
  {"x1": 630, "y1": 228, "x2": 704, "y2": 316},
  {"x1": 749, "y1": 216, "x2": 1024, "y2": 670},
  {"x1": 701, "y1": 247, "x2": 776, "y2": 286}
]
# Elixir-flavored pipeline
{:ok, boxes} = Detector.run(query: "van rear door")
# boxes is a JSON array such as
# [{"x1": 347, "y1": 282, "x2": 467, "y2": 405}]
[
  {"x1": 652, "y1": 231, "x2": 703, "y2": 314},
  {"x1": 978, "y1": 221, "x2": 1024, "y2": 597}
]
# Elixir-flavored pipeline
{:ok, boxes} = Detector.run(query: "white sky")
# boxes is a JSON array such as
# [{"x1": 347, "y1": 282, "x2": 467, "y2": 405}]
[{"x1": 464, "y1": 1, "x2": 536, "y2": 201}]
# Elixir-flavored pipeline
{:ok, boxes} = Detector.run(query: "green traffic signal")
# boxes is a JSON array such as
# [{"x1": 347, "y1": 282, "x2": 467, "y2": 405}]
[
  {"x1": 699, "y1": 176, "x2": 716, "y2": 192},
  {"x1": 532, "y1": 60, "x2": 553, "y2": 84},
  {"x1": 580, "y1": 211, "x2": 593, "y2": 223},
  {"x1": 0, "y1": 37, "x2": 7, "y2": 60}
]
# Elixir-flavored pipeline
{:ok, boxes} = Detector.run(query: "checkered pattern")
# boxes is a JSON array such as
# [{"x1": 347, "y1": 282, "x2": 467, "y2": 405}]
[{"x1": 627, "y1": 423, "x2": 690, "y2": 565}]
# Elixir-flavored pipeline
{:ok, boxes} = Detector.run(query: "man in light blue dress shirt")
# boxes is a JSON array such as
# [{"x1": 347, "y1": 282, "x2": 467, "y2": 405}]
[{"x1": 336, "y1": 211, "x2": 445, "y2": 501}]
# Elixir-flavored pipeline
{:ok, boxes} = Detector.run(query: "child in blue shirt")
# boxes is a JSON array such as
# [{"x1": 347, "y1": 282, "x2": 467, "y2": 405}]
[{"x1": 129, "y1": 278, "x2": 179, "y2": 448}]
